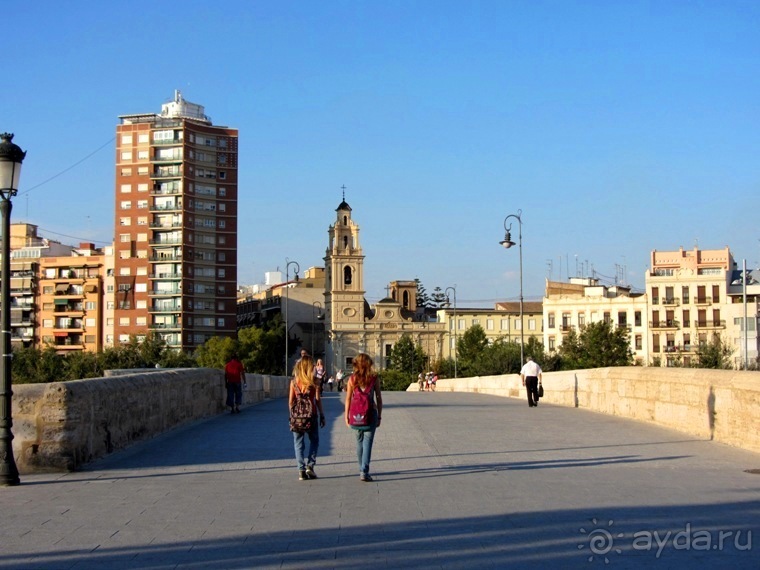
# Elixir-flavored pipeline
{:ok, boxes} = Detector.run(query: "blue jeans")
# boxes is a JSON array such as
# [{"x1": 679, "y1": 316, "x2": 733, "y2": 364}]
[
  {"x1": 354, "y1": 424, "x2": 376, "y2": 475},
  {"x1": 226, "y1": 383, "x2": 242, "y2": 408},
  {"x1": 293, "y1": 422, "x2": 319, "y2": 471}
]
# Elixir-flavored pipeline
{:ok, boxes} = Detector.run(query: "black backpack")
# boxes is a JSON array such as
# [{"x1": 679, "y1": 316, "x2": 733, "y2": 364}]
[{"x1": 289, "y1": 382, "x2": 314, "y2": 433}]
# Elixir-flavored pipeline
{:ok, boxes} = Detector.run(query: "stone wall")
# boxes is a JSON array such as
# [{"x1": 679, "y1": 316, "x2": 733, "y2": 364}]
[
  {"x1": 409, "y1": 367, "x2": 760, "y2": 454},
  {"x1": 11, "y1": 369, "x2": 290, "y2": 473}
]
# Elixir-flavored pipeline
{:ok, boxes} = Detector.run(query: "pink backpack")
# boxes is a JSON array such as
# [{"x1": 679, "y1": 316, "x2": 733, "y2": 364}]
[{"x1": 348, "y1": 376, "x2": 376, "y2": 429}]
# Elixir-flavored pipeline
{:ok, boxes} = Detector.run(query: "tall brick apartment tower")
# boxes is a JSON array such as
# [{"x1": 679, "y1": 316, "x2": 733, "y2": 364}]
[{"x1": 114, "y1": 91, "x2": 238, "y2": 352}]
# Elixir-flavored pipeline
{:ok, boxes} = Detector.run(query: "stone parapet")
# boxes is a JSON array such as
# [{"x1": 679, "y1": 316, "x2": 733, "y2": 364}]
[
  {"x1": 409, "y1": 368, "x2": 760, "y2": 454},
  {"x1": 11, "y1": 369, "x2": 290, "y2": 473}
]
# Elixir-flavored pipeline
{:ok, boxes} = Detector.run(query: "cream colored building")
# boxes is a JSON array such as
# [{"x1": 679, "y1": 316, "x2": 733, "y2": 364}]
[
  {"x1": 646, "y1": 246, "x2": 756, "y2": 367},
  {"x1": 543, "y1": 278, "x2": 649, "y2": 364},
  {"x1": 324, "y1": 199, "x2": 445, "y2": 372},
  {"x1": 436, "y1": 302, "x2": 544, "y2": 360}
]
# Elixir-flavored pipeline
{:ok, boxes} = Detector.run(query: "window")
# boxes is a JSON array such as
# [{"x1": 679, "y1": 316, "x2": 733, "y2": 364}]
[
  {"x1": 120, "y1": 201, "x2": 131, "y2": 209},
  {"x1": 106, "y1": 318, "x2": 114, "y2": 326},
  {"x1": 136, "y1": 317, "x2": 147, "y2": 326},
  {"x1": 120, "y1": 168, "x2": 132, "y2": 176},
  {"x1": 652, "y1": 333, "x2": 660, "y2": 353},
  {"x1": 137, "y1": 233, "x2": 147, "y2": 242},
  {"x1": 119, "y1": 268, "x2": 131, "y2": 276},
  {"x1": 120, "y1": 152, "x2": 132, "y2": 161},
  {"x1": 138, "y1": 166, "x2": 149, "y2": 176},
  {"x1": 107, "y1": 301, "x2": 115, "y2": 310},
  {"x1": 138, "y1": 133, "x2": 149, "y2": 144},
  {"x1": 219, "y1": 171, "x2": 226, "y2": 180},
  {"x1": 135, "y1": 283, "x2": 147, "y2": 293},
  {"x1": 219, "y1": 188, "x2": 226, "y2": 197},
  {"x1": 137, "y1": 183, "x2": 149, "y2": 192},
  {"x1": 472, "y1": 319, "x2": 479, "y2": 327},
  {"x1": 218, "y1": 269, "x2": 226, "y2": 278},
  {"x1": 137, "y1": 150, "x2": 149, "y2": 160},
  {"x1": 218, "y1": 236, "x2": 226, "y2": 244},
  {"x1": 137, "y1": 200, "x2": 148, "y2": 208},
  {"x1": 218, "y1": 252, "x2": 225, "y2": 261},
  {"x1": 217, "y1": 318, "x2": 225, "y2": 327},
  {"x1": 43, "y1": 319, "x2": 53, "y2": 328},
  {"x1": 514, "y1": 319, "x2": 521, "y2": 330},
  {"x1": 119, "y1": 317, "x2": 130, "y2": 326},
  {"x1": 635, "y1": 335, "x2": 642, "y2": 350},
  {"x1": 120, "y1": 234, "x2": 130, "y2": 243},
  {"x1": 121, "y1": 135, "x2": 133, "y2": 144},
  {"x1": 487, "y1": 319, "x2": 494, "y2": 331},
  {"x1": 548, "y1": 338, "x2": 555, "y2": 350},
  {"x1": 528, "y1": 319, "x2": 536, "y2": 331},
  {"x1": 218, "y1": 220, "x2": 226, "y2": 229},
  {"x1": 119, "y1": 217, "x2": 131, "y2": 226},
  {"x1": 136, "y1": 300, "x2": 147, "y2": 309},
  {"x1": 712, "y1": 285, "x2": 720, "y2": 304},
  {"x1": 634, "y1": 311, "x2": 642, "y2": 327},
  {"x1": 119, "y1": 334, "x2": 130, "y2": 343},
  {"x1": 500, "y1": 319, "x2": 509, "y2": 330},
  {"x1": 137, "y1": 217, "x2": 148, "y2": 225},
  {"x1": 651, "y1": 287, "x2": 659, "y2": 305},
  {"x1": 548, "y1": 313, "x2": 555, "y2": 328},
  {"x1": 343, "y1": 266, "x2": 352, "y2": 285},
  {"x1": 120, "y1": 184, "x2": 132, "y2": 193},
  {"x1": 618, "y1": 312, "x2": 627, "y2": 326},
  {"x1": 118, "y1": 250, "x2": 131, "y2": 259},
  {"x1": 682, "y1": 286, "x2": 689, "y2": 304},
  {"x1": 86, "y1": 318, "x2": 96, "y2": 327},
  {"x1": 578, "y1": 313, "x2": 585, "y2": 327}
]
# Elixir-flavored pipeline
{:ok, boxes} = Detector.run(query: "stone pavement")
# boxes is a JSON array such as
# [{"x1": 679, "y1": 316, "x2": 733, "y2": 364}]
[{"x1": 1, "y1": 390, "x2": 759, "y2": 569}]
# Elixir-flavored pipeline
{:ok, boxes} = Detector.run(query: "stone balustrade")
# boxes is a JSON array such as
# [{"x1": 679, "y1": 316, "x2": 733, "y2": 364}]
[
  {"x1": 11, "y1": 369, "x2": 290, "y2": 473},
  {"x1": 409, "y1": 367, "x2": 760, "y2": 454}
]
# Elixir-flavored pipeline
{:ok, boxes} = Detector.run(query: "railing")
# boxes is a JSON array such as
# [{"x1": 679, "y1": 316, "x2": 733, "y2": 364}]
[
  {"x1": 149, "y1": 323, "x2": 181, "y2": 330},
  {"x1": 149, "y1": 306, "x2": 182, "y2": 313},
  {"x1": 695, "y1": 320, "x2": 725, "y2": 328},
  {"x1": 649, "y1": 320, "x2": 680, "y2": 329},
  {"x1": 560, "y1": 325, "x2": 574, "y2": 332},
  {"x1": 150, "y1": 187, "x2": 182, "y2": 196},
  {"x1": 149, "y1": 204, "x2": 181, "y2": 212},
  {"x1": 151, "y1": 288, "x2": 182, "y2": 296},
  {"x1": 150, "y1": 167, "x2": 182, "y2": 179},
  {"x1": 693, "y1": 296, "x2": 712, "y2": 305},
  {"x1": 662, "y1": 298, "x2": 679, "y2": 306},
  {"x1": 150, "y1": 222, "x2": 183, "y2": 229},
  {"x1": 149, "y1": 254, "x2": 182, "y2": 261},
  {"x1": 149, "y1": 238, "x2": 182, "y2": 245},
  {"x1": 149, "y1": 273, "x2": 182, "y2": 279}
]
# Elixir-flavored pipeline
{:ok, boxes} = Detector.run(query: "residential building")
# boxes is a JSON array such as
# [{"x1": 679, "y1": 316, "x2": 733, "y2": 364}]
[
  {"x1": 37, "y1": 244, "x2": 105, "y2": 353},
  {"x1": 9, "y1": 259, "x2": 37, "y2": 349},
  {"x1": 114, "y1": 91, "x2": 238, "y2": 351},
  {"x1": 647, "y1": 246, "x2": 745, "y2": 367},
  {"x1": 726, "y1": 267, "x2": 760, "y2": 368},
  {"x1": 436, "y1": 302, "x2": 544, "y2": 360},
  {"x1": 543, "y1": 278, "x2": 648, "y2": 364}
]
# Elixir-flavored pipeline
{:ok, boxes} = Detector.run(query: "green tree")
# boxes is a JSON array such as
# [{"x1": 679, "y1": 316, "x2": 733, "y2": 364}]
[
  {"x1": 456, "y1": 324, "x2": 489, "y2": 375},
  {"x1": 415, "y1": 278, "x2": 431, "y2": 310},
  {"x1": 695, "y1": 333, "x2": 734, "y2": 369},
  {"x1": 194, "y1": 335, "x2": 237, "y2": 369},
  {"x1": 558, "y1": 321, "x2": 633, "y2": 369},
  {"x1": 430, "y1": 287, "x2": 448, "y2": 309},
  {"x1": 239, "y1": 325, "x2": 285, "y2": 374},
  {"x1": 138, "y1": 332, "x2": 168, "y2": 367},
  {"x1": 387, "y1": 334, "x2": 426, "y2": 373}
]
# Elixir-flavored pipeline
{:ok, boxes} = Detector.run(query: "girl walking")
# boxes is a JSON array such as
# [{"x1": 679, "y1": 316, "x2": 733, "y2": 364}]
[
  {"x1": 289, "y1": 355, "x2": 325, "y2": 480},
  {"x1": 344, "y1": 353, "x2": 383, "y2": 482}
]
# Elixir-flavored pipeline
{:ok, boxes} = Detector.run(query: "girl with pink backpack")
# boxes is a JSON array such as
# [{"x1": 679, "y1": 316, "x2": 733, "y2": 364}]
[{"x1": 344, "y1": 353, "x2": 383, "y2": 482}]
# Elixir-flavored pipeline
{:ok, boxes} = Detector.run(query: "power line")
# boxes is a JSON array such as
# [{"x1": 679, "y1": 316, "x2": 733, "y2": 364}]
[
  {"x1": 37, "y1": 227, "x2": 111, "y2": 246},
  {"x1": 19, "y1": 137, "x2": 115, "y2": 196}
]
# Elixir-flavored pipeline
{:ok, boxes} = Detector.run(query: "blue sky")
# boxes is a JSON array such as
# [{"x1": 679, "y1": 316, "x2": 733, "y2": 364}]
[{"x1": 4, "y1": 1, "x2": 759, "y2": 307}]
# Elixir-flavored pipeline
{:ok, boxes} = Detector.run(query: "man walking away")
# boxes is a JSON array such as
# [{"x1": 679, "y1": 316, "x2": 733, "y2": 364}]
[
  {"x1": 225, "y1": 353, "x2": 246, "y2": 414},
  {"x1": 520, "y1": 356, "x2": 542, "y2": 408}
]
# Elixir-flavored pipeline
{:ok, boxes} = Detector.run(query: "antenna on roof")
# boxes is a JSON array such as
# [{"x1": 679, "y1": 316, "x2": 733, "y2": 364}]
[{"x1": 341, "y1": 184, "x2": 346, "y2": 201}]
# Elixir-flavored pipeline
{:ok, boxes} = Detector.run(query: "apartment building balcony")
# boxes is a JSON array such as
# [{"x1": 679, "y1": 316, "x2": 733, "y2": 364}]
[
  {"x1": 151, "y1": 186, "x2": 182, "y2": 196},
  {"x1": 560, "y1": 325, "x2": 574, "y2": 333},
  {"x1": 693, "y1": 296, "x2": 712, "y2": 305},
  {"x1": 151, "y1": 287, "x2": 182, "y2": 297},
  {"x1": 150, "y1": 204, "x2": 182, "y2": 212},
  {"x1": 150, "y1": 221, "x2": 183, "y2": 230},
  {"x1": 149, "y1": 322, "x2": 181, "y2": 331},
  {"x1": 11, "y1": 316, "x2": 35, "y2": 327},
  {"x1": 662, "y1": 298, "x2": 680, "y2": 306},
  {"x1": 150, "y1": 167, "x2": 183, "y2": 179},
  {"x1": 150, "y1": 272, "x2": 182, "y2": 280},
  {"x1": 696, "y1": 320, "x2": 725, "y2": 329},
  {"x1": 149, "y1": 237, "x2": 183, "y2": 245},
  {"x1": 149, "y1": 254, "x2": 182, "y2": 262},
  {"x1": 152, "y1": 137, "x2": 183, "y2": 146},
  {"x1": 149, "y1": 306, "x2": 182, "y2": 315},
  {"x1": 151, "y1": 151, "x2": 183, "y2": 163},
  {"x1": 52, "y1": 336, "x2": 84, "y2": 349},
  {"x1": 649, "y1": 320, "x2": 680, "y2": 330}
]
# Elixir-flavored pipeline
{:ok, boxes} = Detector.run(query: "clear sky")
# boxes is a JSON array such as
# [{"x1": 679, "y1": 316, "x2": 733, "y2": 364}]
[{"x1": 4, "y1": 1, "x2": 759, "y2": 307}]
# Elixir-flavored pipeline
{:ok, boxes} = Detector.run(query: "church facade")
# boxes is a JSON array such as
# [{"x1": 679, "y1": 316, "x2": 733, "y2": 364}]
[{"x1": 323, "y1": 198, "x2": 446, "y2": 373}]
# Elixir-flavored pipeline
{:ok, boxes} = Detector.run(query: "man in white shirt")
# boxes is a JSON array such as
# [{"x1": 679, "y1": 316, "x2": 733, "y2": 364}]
[{"x1": 520, "y1": 356, "x2": 543, "y2": 408}]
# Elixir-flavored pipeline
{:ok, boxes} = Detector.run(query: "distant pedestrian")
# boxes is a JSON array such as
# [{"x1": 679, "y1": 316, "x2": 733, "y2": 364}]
[
  {"x1": 224, "y1": 353, "x2": 246, "y2": 414},
  {"x1": 327, "y1": 375, "x2": 334, "y2": 391},
  {"x1": 289, "y1": 355, "x2": 326, "y2": 480},
  {"x1": 418, "y1": 372, "x2": 425, "y2": 391},
  {"x1": 336, "y1": 369, "x2": 344, "y2": 391},
  {"x1": 315, "y1": 358, "x2": 326, "y2": 394},
  {"x1": 345, "y1": 353, "x2": 383, "y2": 482},
  {"x1": 520, "y1": 356, "x2": 543, "y2": 408}
]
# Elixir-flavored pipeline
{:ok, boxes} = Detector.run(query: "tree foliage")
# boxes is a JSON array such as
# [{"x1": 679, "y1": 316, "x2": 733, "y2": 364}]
[
  {"x1": 415, "y1": 278, "x2": 431, "y2": 310},
  {"x1": 558, "y1": 321, "x2": 633, "y2": 370},
  {"x1": 695, "y1": 333, "x2": 734, "y2": 369},
  {"x1": 387, "y1": 334, "x2": 426, "y2": 374}
]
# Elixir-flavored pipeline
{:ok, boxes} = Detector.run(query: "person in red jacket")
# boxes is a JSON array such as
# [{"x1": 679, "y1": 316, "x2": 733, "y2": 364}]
[{"x1": 224, "y1": 354, "x2": 246, "y2": 414}]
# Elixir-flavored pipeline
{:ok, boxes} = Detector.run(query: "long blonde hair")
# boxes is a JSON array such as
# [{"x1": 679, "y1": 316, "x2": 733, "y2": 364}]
[
  {"x1": 351, "y1": 353, "x2": 375, "y2": 388},
  {"x1": 294, "y1": 356, "x2": 316, "y2": 390}
]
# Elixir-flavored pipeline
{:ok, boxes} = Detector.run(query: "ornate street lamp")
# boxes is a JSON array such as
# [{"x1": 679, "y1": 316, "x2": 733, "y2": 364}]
[
  {"x1": 500, "y1": 210, "x2": 524, "y2": 366},
  {"x1": 444, "y1": 286, "x2": 457, "y2": 378},
  {"x1": 0, "y1": 133, "x2": 26, "y2": 486},
  {"x1": 312, "y1": 301, "x2": 323, "y2": 357},
  {"x1": 284, "y1": 259, "x2": 299, "y2": 375}
]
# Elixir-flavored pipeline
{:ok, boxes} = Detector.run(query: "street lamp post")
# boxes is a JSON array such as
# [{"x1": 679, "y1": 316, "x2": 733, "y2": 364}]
[
  {"x1": 0, "y1": 133, "x2": 26, "y2": 486},
  {"x1": 312, "y1": 301, "x2": 323, "y2": 358},
  {"x1": 284, "y1": 259, "x2": 299, "y2": 375},
  {"x1": 500, "y1": 210, "x2": 524, "y2": 367},
  {"x1": 444, "y1": 286, "x2": 457, "y2": 378}
]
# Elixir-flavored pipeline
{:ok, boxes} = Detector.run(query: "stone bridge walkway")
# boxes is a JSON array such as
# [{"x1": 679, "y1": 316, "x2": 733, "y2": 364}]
[{"x1": 1, "y1": 390, "x2": 759, "y2": 569}]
